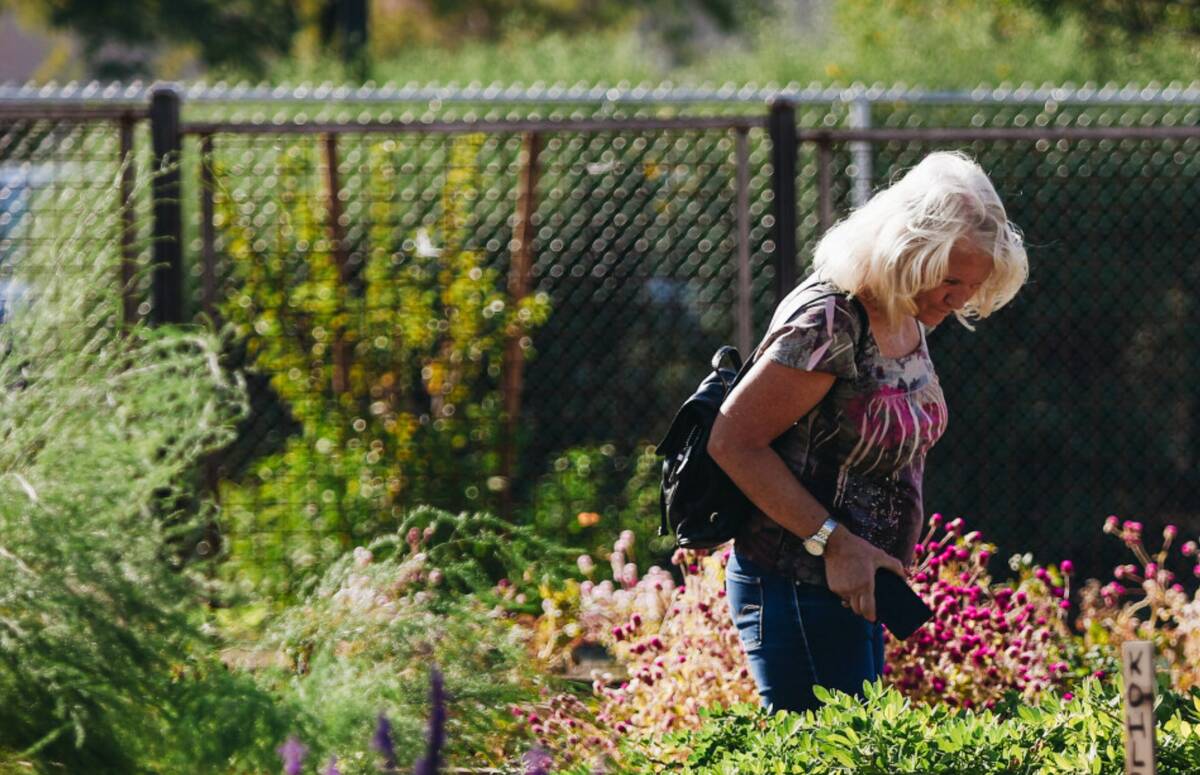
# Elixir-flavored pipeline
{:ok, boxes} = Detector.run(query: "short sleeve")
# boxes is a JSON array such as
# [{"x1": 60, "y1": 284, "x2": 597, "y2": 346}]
[{"x1": 758, "y1": 295, "x2": 861, "y2": 380}]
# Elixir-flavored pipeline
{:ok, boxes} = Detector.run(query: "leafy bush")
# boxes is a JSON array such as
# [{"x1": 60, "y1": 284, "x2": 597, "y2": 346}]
[
  {"x1": 626, "y1": 678, "x2": 1200, "y2": 774},
  {"x1": 216, "y1": 135, "x2": 551, "y2": 600},
  {"x1": 528, "y1": 443, "x2": 668, "y2": 563},
  {"x1": 0, "y1": 172, "x2": 288, "y2": 773},
  {"x1": 1076, "y1": 517, "x2": 1200, "y2": 691},
  {"x1": 518, "y1": 539, "x2": 756, "y2": 771},
  {"x1": 255, "y1": 508, "x2": 578, "y2": 772},
  {"x1": 518, "y1": 516, "x2": 1104, "y2": 769}
]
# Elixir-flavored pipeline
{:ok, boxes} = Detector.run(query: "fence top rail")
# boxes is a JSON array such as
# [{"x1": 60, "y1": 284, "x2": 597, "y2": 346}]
[
  {"x1": 803, "y1": 125, "x2": 1200, "y2": 142},
  {"x1": 181, "y1": 115, "x2": 766, "y2": 137},
  {"x1": 3, "y1": 80, "x2": 1200, "y2": 107},
  {"x1": 0, "y1": 105, "x2": 149, "y2": 121},
  {"x1": 178, "y1": 116, "x2": 1200, "y2": 141}
]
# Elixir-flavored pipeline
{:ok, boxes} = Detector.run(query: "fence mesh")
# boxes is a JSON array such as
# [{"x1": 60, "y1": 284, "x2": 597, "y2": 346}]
[{"x1": 0, "y1": 87, "x2": 1196, "y2": 582}]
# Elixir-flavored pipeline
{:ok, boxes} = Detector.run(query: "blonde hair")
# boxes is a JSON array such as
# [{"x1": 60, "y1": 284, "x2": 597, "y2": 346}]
[{"x1": 811, "y1": 150, "x2": 1028, "y2": 327}]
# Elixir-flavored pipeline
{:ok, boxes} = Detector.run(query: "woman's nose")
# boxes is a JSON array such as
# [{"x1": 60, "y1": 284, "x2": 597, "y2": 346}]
[{"x1": 946, "y1": 289, "x2": 972, "y2": 310}]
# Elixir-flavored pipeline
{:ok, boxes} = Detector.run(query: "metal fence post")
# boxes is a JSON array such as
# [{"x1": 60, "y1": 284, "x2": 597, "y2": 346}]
[
  {"x1": 734, "y1": 126, "x2": 752, "y2": 356},
  {"x1": 849, "y1": 96, "x2": 873, "y2": 208},
  {"x1": 149, "y1": 85, "x2": 183, "y2": 324},
  {"x1": 769, "y1": 99, "x2": 798, "y2": 305}
]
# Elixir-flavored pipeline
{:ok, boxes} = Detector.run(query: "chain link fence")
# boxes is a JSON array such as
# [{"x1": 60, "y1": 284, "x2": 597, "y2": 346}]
[{"x1": 1, "y1": 82, "x2": 1198, "y2": 580}]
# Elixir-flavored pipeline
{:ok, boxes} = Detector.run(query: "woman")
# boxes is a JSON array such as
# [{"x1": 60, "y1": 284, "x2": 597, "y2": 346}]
[{"x1": 708, "y1": 151, "x2": 1028, "y2": 713}]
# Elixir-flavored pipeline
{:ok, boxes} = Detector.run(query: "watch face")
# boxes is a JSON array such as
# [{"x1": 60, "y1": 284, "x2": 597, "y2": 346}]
[{"x1": 803, "y1": 538, "x2": 824, "y2": 556}]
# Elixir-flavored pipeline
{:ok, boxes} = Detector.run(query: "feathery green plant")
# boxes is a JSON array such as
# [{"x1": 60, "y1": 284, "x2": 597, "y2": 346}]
[{"x1": 0, "y1": 167, "x2": 289, "y2": 773}]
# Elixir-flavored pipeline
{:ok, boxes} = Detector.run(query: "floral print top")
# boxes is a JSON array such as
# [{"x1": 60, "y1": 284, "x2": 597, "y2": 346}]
[{"x1": 733, "y1": 278, "x2": 948, "y2": 587}]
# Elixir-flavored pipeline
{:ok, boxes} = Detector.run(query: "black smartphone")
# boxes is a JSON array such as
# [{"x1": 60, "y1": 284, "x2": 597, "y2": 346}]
[{"x1": 874, "y1": 569, "x2": 933, "y2": 640}]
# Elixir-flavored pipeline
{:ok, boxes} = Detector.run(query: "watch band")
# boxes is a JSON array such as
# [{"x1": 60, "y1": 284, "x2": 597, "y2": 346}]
[{"x1": 803, "y1": 517, "x2": 839, "y2": 556}]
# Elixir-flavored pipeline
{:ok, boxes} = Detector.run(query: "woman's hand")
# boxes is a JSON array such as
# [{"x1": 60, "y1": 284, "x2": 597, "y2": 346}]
[{"x1": 823, "y1": 528, "x2": 907, "y2": 622}]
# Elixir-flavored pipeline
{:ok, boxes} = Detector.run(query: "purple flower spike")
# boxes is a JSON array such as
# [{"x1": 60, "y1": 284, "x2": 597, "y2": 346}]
[
  {"x1": 371, "y1": 713, "x2": 397, "y2": 771},
  {"x1": 522, "y1": 746, "x2": 554, "y2": 775},
  {"x1": 413, "y1": 665, "x2": 447, "y2": 775},
  {"x1": 276, "y1": 736, "x2": 308, "y2": 775},
  {"x1": 323, "y1": 756, "x2": 341, "y2": 775}
]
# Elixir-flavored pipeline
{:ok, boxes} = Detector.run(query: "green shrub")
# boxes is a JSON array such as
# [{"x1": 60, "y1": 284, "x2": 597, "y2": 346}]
[
  {"x1": 255, "y1": 507, "x2": 581, "y2": 771},
  {"x1": 216, "y1": 135, "x2": 551, "y2": 600},
  {"x1": 528, "y1": 443, "x2": 671, "y2": 566},
  {"x1": 0, "y1": 171, "x2": 289, "y2": 773},
  {"x1": 621, "y1": 679, "x2": 1200, "y2": 774}
]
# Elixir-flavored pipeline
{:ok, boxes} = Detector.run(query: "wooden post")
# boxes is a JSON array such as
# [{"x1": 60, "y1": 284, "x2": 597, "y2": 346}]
[
  {"x1": 500, "y1": 131, "x2": 541, "y2": 517},
  {"x1": 1122, "y1": 640, "x2": 1156, "y2": 775},
  {"x1": 199, "y1": 133, "x2": 217, "y2": 322},
  {"x1": 323, "y1": 133, "x2": 350, "y2": 396},
  {"x1": 149, "y1": 85, "x2": 183, "y2": 324},
  {"x1": 118, "y1": 113, "x2": 138, "y2": 326}
]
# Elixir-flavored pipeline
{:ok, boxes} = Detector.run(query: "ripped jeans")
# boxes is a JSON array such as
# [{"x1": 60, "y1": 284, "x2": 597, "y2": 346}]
[{"x1": 725, "y1": 548, "x2": 885, "y2": 713}]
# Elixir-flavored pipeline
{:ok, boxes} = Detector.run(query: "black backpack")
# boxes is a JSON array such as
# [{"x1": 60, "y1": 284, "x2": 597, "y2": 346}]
[{"x1": 655, "y1": 288, "x2": 868, "y2": 550}]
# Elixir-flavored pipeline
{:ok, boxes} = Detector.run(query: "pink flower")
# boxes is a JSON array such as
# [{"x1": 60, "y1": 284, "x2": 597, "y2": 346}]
[
  {"x1": 1059, "y1": 560, "x2": 1074, "y2": 575},
  {"x1": 1164, "y1": 524, "x2": 1178, "y2": 540},
  {"x1": 1183, "y1": 541, "x2": 1198, "y2": 557},
  {"x1": 1103, "y1": 515, "x2": 1119, "y2": 534}
]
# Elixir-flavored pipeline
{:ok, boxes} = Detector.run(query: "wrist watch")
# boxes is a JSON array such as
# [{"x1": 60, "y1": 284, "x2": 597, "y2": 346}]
[{"x1": 802, "y1": 517, "x2": 839, "y2": 557}]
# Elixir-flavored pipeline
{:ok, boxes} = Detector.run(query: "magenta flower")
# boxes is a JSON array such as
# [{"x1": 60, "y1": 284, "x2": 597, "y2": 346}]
[{"x1": 1059, "y1": 560, "x2": 1074, "y2": 575}]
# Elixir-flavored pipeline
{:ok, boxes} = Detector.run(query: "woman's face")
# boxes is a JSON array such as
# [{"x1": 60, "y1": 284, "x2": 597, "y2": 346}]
[{"x1": 913, "y1": 241, "x2": 994, "y2": 326}]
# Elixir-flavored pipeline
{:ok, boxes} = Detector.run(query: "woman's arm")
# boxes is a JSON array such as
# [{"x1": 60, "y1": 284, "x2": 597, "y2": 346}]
[{"x1": 708, "y1": 357, "x2": 906, "y2": 622}]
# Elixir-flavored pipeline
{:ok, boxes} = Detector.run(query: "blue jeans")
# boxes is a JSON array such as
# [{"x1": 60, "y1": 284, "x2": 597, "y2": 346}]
[{"x1": 725, "y1": 548, "x2": 885, "y2": 713}]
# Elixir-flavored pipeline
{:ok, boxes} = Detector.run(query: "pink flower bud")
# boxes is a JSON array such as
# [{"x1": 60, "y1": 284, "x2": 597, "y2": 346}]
[
  {"x1": 1164, "y1": 524, "x2": 1178, "y2": 540},
  {"x1": 1183, "y1": 541, "x2": 1198, "y2": 557},
  {"x1": 1103, "y1": 515, "x2": 1119, "y2": 534},
  {"x1": 1059, "y1": 560, "x2": 1074, "y2": 575},
  {"x1": 930, "y1": 513, "x2": 943, "y2": 527}
]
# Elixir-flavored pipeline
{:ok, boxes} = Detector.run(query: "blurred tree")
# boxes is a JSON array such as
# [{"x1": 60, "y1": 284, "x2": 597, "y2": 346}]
[
  {"x1": 11, "y1": 0, "x2": 299, "y2": 79},
  {"x1": 368, "y1": 0, "x2": 768, "y2": 59},
  {"x1": 1025, "y1": 0, "x2": 1200, "y2": 43},
  {"x1": 318, "y1": 0, "x2": 369, "y2": 79}
]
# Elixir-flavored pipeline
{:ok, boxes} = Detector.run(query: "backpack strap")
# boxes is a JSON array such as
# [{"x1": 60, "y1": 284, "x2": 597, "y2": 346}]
[{"x1": 734, "y1": 284, "x2": 870, "y2": 394}]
